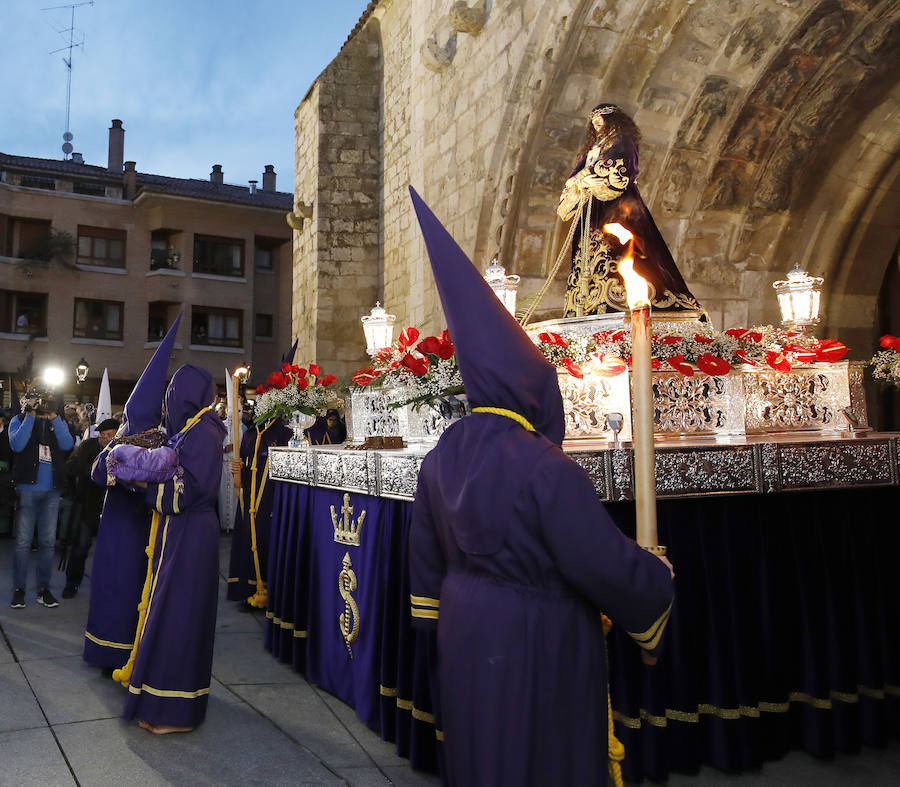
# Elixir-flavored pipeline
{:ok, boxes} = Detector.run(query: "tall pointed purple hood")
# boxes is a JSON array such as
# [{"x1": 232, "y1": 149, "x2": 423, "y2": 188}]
[
  {"x1": 123, "y1": 313, "x2": 181, "y2": 435},
  {"x1": 409, "y1": 187, "x2": 565, "y2": 445},
  {"x1": 281, "y1": 338, "x2": 299, "y2": 365}
]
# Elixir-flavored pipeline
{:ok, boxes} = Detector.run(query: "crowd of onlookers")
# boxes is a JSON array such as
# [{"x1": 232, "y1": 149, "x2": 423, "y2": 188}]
[{"x1": 0, "y1": 394, "x2": 123, "y2": 608}]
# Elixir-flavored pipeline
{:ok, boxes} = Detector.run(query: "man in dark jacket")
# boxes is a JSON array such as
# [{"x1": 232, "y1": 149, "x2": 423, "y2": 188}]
[
  {"x1": 62, "y1": 417, "x2": 119, "y2": 598},
  {"x1": 8, "y1": 390, "x2": 74, "y2": 608}
]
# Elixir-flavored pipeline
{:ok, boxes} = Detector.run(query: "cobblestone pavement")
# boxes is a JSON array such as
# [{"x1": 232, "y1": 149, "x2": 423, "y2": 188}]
[{"x1": 0, "y1": 535, "x2": 897, "y2": 786}]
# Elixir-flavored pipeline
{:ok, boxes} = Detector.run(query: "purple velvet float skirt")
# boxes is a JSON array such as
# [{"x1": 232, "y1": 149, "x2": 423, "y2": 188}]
[
  {"x1": 122, "y1": 506, "x2": 220, "y2": 727},
  {"x1": 437, "y1": 570, "x2": 609, "y2": 787}
]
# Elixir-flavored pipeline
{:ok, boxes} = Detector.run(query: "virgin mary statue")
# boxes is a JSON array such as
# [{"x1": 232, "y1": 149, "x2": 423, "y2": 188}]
[{"x1": 557, "y1": 103, "x2": 705, "y2": 318}]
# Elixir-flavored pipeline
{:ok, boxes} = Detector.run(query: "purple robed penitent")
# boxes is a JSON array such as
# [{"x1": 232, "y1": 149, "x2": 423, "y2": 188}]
[
  {"x1": 407, "y1": 188, "x2": 674, "y2": 787},
  {"x1": 84, "y1": 315, "x2": 181, "y2": 669},
  {"x1": 123, "y1": 364, "x2": 225, "y2": 728},
  {"x1": 227, "y1": 418, "x2": 291, "y2": 601}
]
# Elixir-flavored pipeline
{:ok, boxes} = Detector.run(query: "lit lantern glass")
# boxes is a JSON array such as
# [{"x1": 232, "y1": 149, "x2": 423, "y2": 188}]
[
  {"x1": 361, "y1": 302, "x2": 396, "y2": 355},
  {"x1": 772, "y1": 266, "x2": 824, "y2": 333},
  {"x1": 75, "y1": 358, "x2": 90, "y2": 383},
  {"x1": 484, "y1": 257, "x2": 520, "y2": 316}
]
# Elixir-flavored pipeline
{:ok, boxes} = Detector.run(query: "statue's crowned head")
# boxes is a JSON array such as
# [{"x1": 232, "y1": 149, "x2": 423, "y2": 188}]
[{"x1": 576, "y1": 102, "x2": 641, "y2": 166}]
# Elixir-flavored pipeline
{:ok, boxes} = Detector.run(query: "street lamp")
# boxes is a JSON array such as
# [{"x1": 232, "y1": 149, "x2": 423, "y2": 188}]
[
  {"x1": 75, "y1": 357, "x2": 90, "y2": 402},
  {"x1": 772, "y1": 265, "x2": 824, "y2": 334}
]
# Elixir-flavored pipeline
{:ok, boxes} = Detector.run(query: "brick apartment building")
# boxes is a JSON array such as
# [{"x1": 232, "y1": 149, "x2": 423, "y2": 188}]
[{"x1": 0, "y1": 119, "x2": 293, "y2": 407}]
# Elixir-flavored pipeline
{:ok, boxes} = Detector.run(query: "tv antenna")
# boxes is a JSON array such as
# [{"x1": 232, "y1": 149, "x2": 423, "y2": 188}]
[{"x1": 43, "y1": 1, "x2": 94, "y2": 159}]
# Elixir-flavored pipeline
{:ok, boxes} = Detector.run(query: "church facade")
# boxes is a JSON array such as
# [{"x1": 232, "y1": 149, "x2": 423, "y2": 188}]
[{"x1": 290, "y1": 0, "x2": 900, "y2": 377}]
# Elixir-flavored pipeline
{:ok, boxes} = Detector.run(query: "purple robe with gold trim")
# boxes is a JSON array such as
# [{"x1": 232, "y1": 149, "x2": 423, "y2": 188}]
[
  {"x1": 122, "y1": 366, "x2": 225, "y2": 728},
  {"x1": 410, "y1": 415, "x2": 674, "y2": 786}
]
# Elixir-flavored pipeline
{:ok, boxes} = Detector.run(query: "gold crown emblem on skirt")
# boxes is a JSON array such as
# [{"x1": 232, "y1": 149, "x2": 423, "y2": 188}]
[{"x1": 331, "y1": 493, "x2": 366, "y2": 546}]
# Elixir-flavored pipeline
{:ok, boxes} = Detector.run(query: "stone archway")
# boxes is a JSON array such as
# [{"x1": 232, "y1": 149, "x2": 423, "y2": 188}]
[{"x1": 497, "y1": 0, "x2": 900, "y2": 354}]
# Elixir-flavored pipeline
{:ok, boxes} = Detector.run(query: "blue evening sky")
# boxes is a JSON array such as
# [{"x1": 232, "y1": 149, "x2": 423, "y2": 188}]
[{"x1": 0, "y1": 0, "x2": 369, "y2": 190}]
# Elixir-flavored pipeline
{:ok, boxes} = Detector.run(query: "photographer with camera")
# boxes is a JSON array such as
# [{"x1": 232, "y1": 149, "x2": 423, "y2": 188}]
[{"x1": 8, "y1": 387, "x2": 74, "y2": 609}]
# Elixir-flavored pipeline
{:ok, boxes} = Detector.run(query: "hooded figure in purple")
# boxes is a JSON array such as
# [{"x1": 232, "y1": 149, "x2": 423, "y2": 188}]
[
  {"x1": 123, "y1": 364, "x2": 225, "y2": 732},
  {"x1": 227, "y1": 347, "x2": 294, "y2": 606},
  {"x1": 408, "y1": 187, "x2": 675, "y2": 787},
  {"x1": 84, "y1": 315, "x2": 181, "y2": 668}
]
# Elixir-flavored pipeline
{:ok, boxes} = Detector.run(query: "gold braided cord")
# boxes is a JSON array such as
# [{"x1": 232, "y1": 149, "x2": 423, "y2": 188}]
[
  {"x1": 519, "y1": 195, "x2": 587, "y2": 328},
  {"x1": 247, "y1": 420, "x2": 275, "y2": 609},
  {"x1": 110, "y1": 405, "x2": 212, "y2": 687},
  {"x1": 471, "y1": 407, "x2": 535, "y2": 432},
  {"x1": 608, "y1": 690, "x2": 625, "y2": 787}
]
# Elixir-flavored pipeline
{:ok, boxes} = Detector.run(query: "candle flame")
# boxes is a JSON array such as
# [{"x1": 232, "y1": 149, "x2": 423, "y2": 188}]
[
  {"x1": 603, "y1": 223, "x2": 633, "y2": 245},
  {"x1": 619, "y1": 257, "x2": 650, "y2": 310}
]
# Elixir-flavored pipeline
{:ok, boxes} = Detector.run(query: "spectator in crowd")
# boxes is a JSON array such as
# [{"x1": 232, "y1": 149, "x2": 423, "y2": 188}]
[
  {"x1": 8, "y1": 388, "x2": 74, "y2": 608},
  {"x1": 0, "y1": 411, "x2": 13, "y2": 536},
  {"x1": 62, "y1": 417, "x2": 120, "y2": 598}
]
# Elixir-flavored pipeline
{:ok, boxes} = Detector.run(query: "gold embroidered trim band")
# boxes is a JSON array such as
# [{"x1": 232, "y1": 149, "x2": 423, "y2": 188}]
[
  {"x1": 613, "y1": 684, "x2": 900, "y2": 729},
  {"x1": 411, "y1": 608, "x2": 439, "y2": 619},
  {"x1": 472, "y1": 407, "x2": 535, "y2": 432},
  {"x1": 627, "y1": 604, "x2": 672, "y2": 652},
  {"x1": 127, "y1": 682, "x2": 210, "y2": 699},
  {"x1": 84, "y1": 631, "x2": 133, "y2": 650},
  {"x1": 410, "y1": 595, "x2": 440, "y2": 608},
  {"x1": 380, "y1": 686, "x2": 439, "y2": 731}
]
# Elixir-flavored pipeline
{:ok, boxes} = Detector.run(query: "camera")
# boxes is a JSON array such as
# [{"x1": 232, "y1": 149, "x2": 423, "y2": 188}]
[{"x1": 22, "y1": 387, "x2": 53, "y2": 416}]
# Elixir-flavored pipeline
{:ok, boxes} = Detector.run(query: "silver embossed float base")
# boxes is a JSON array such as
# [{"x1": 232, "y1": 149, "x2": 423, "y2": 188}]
[{"x1": 270, "y1": 434, "x2": 900, "y2": 502}]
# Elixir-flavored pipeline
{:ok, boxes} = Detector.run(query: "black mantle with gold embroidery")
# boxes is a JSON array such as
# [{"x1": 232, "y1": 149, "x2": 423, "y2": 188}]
[{"x1": 558, "y1": 140, "x2": 705, "y2": 319}]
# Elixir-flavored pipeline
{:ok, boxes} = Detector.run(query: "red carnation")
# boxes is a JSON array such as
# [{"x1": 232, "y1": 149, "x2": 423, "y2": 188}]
[
  {"x1": 693, "y1": 334, "x2": 714, "y2": 344},
  {"x1": 416, "y1": 336, "x2": 442, "y2": 356},
  {"x1": 398, "y1": 327, "x2": 420, "y2": 349},
  {"x1": 352, "y1": 367, "x2": 378, "y2": 387},
  {"x1": 657, "y1": 335, "x2": 682, "y2": 345},
  {"x1": 815, "y1": 339, "x2": 848, "y2": 363},
  {"x1": 401, "y1": 353, "x2": 429, "y2": 376},
  {"x1": 267, "y1": 371, "x2": 287, "y2": 389},
  {"x1": 697, "y1": 354, "x2": 731, "y2": 376},
  {"x1": 296, "y1": 367, "x2": 307, "y2": 378},
  {"x1": 725, "y1": 328, "x2": 748, "y2": 339},
  {"x1": 666, "y1": 354, "x2": 695, "y2": 376},
  {"x1": 281, "y1": 363, "x2": 292, "y2": 373},
  {"x1": 436, "y1": 338, "x2": 455, "y2": 359},
  {"x1": 560, "y1": 357, "x2": 584, "y2": 379},
  {"x1": 308, "y1": 363, "x2": 321, "y2": 377},
  {"x1": 298, "y1": 377, "x2": 309, "y2": 391},
  {"x1": 765, "y1": 351, "x2": 792, "y2": 373},
  {"x1": 879, "y1": 334, "x2": 896, "y2": 349}
]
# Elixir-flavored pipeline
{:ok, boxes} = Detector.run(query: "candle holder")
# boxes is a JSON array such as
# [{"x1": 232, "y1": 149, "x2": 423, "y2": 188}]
[
  {"x1": 484, "y1": 257, "x2": 520, "y2": 316},
  {"x1": 288, "y1": 411, "x2": 317, "y2": 448}
]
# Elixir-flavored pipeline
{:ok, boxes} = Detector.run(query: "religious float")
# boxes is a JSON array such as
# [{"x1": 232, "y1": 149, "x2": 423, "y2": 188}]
[{"x1": 260, "y1": 111, "x2": 898, "y2": 780}]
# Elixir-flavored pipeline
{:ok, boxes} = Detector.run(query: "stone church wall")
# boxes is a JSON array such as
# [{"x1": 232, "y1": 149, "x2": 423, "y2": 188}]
[{"x1": 292, "y1": 0, "x2": 900, "y2": 377}]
